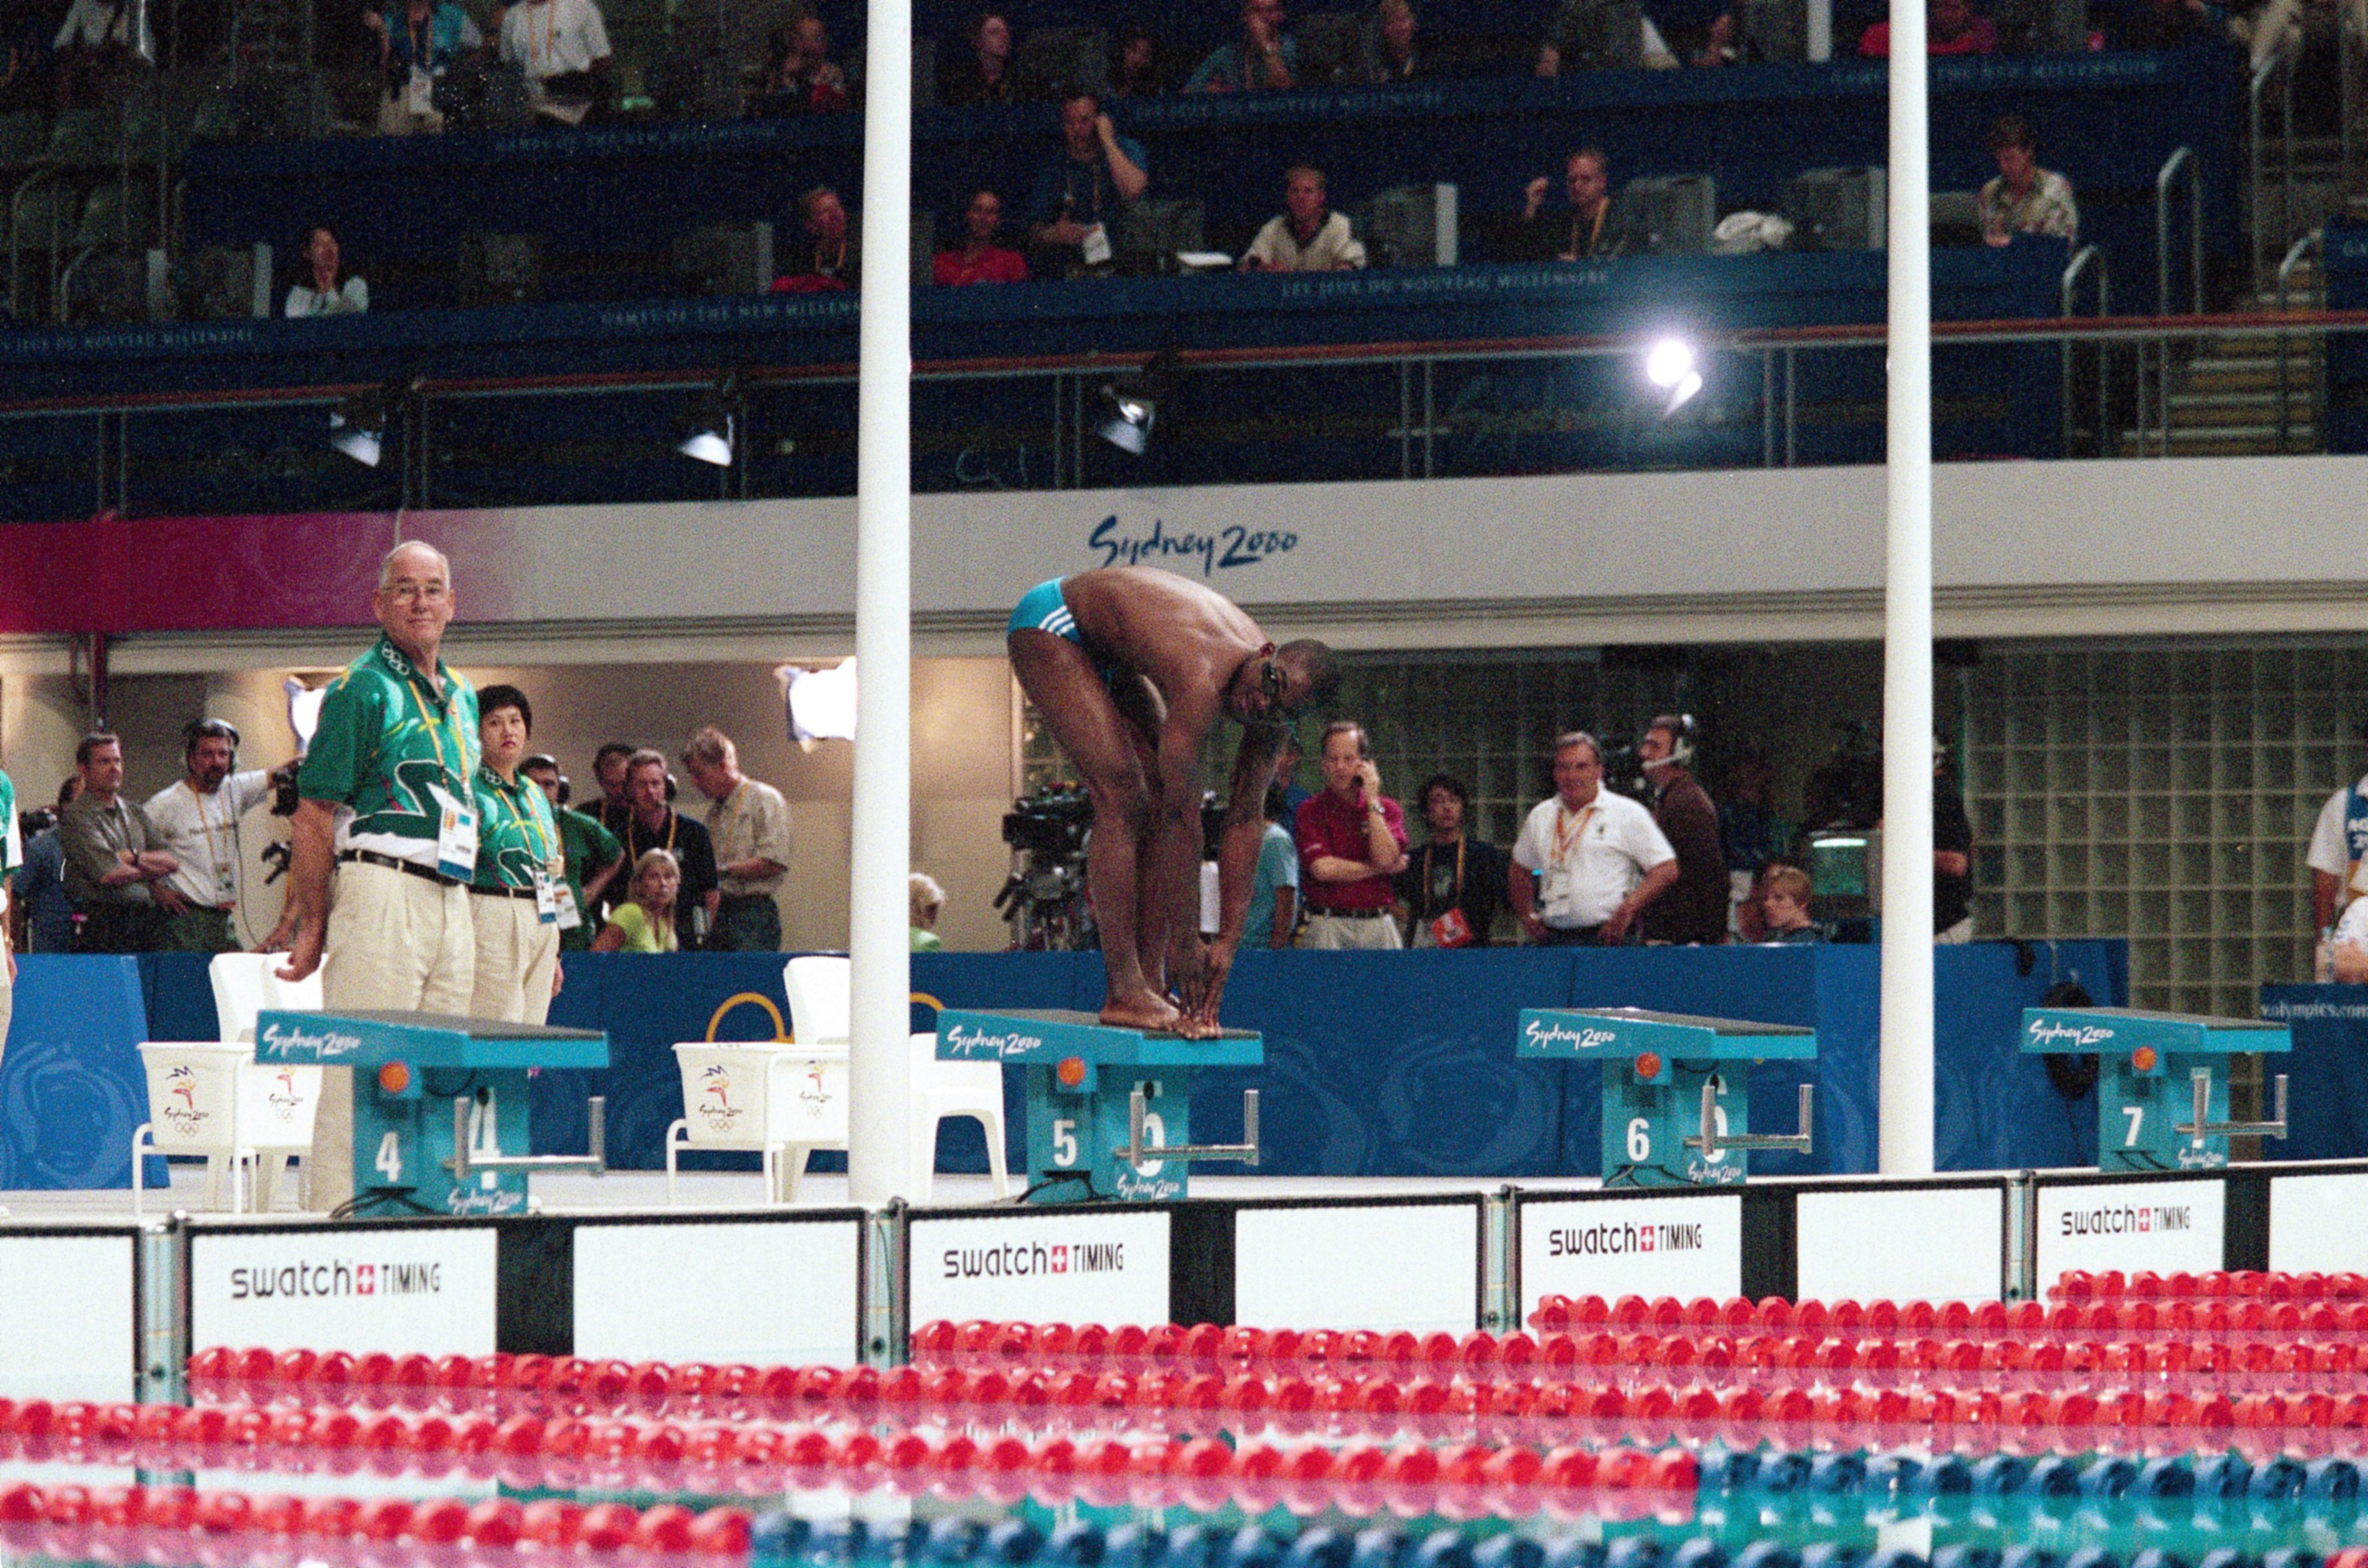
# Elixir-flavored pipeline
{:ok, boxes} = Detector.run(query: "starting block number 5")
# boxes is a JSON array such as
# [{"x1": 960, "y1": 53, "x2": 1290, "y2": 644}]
[{"x1": 1052, "y1": 1120, "x2": 1078, "y2": 1167}]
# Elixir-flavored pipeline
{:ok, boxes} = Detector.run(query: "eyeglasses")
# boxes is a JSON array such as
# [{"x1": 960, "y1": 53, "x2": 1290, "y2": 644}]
[{"x1": 1260, "y1": 659, "x2": 1285, "y2": 707}]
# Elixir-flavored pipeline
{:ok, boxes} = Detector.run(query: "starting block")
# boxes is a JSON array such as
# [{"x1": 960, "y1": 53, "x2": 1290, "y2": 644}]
[
  {"x1": 1518, "y1": 1007, "x2": 1817, "y2": 1188},
  {"x1": 2020, "y1": 1006, "x2": 2289, "y2": 1172},
  {"x1": 256, "y1": 1010, "x2": 610, "y2": 1216},
  {"x1": 935, "y1": 1009, "x2": 1262, "y2": 1204}
]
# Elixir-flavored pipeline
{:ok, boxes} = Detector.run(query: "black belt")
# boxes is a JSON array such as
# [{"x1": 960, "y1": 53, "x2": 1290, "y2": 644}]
[
  {"x1": 471, "y1": 882, "x2": 540, "y2": 902},
  {"x1": 717, "y1": 892, "x2": 773, "y2": 906},
  {"x1": 1307, "y1": 907, "x2": 1392, "y2": 920},
  {"x1": 338, "y1": 849, "x2": 465, "y2": 888}
]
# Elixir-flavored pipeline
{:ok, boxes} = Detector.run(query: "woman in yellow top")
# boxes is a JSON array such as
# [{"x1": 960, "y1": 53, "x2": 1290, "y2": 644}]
[{"x1": 592, "y1": 849, "x2": 681, "y2": 953}]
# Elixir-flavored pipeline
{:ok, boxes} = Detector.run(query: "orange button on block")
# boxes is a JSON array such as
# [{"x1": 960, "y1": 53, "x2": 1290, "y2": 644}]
[
  {"x1": 1635, "y1": 1052, "x2": 1663, "y2": 1081},
  {"x1": 378, "y1": 1061, "x2": 413, "y2": 1095},
  {"x1": 2132, "y1": 1046, "x2": 2157, "y2": 1073},
  {"x1": 1056, "y1": 1056, "x2": 1087, "y2": 1088}
]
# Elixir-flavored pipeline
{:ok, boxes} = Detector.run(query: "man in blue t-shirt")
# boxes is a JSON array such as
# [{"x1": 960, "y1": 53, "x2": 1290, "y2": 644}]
[
  {"x1": 1026, "y1": 92, "x2": 1148, "y2": 278},
  {"x1": 1242, "y1": 784, "x2": 1301, "y2": 950}
]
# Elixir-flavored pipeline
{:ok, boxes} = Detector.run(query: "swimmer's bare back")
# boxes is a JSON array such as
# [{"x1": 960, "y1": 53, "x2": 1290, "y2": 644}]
[{"x1": 1055, "y1": 567, "x2": 1270, "y2": 711}]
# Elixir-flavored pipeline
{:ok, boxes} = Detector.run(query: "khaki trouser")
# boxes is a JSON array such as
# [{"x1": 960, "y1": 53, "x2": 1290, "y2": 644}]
[
  {"x1": 1300, "y1": 911, "x2": 1405, "y2": 951},
  {"x1": 468, "y1": 892, "x2": 559, "y2": 1026},
  {"x1": 314, "y1": 859, "x2": 474, "y2": 1210}
]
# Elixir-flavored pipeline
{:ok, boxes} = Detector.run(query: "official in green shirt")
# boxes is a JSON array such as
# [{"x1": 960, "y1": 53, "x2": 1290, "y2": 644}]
[
  {"x1": 521, "y1": 754, "x2": 625, "y2": 952},
  {"x1": 469, "y1": 685, "x2": 563, "y2": 1025},
  {"x1": 271, "y1": 540, "x2": 480, "y2": 1213}
]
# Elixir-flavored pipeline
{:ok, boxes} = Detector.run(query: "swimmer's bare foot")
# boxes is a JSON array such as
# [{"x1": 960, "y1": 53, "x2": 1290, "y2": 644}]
[
  {"x1": 1169, "y1": 1011, "x2": 1221, "y2": 1041},
  {"x1": 1101, "y1": 992, "x2": 1183, "y2": 1033}
]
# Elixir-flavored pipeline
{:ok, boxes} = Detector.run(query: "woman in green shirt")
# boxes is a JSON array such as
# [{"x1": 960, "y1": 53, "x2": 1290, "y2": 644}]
[{"x1": 592, "y1": 848, "x2": 682, "y2": 954}]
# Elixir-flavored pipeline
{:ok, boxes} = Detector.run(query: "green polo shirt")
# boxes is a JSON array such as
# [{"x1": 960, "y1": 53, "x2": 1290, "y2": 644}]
[
  {"x1": 298, "y1": 636, "x2": 481, "y2": 870},
  {"x1": 471, "y1": 766, "x2": 560, "y2": 893},
  {"x1": 0, "y1": 768, "x2": 18, "y2": 882},
  {"x1": 553, "y1": 805, "x2": 622, "y2": 903}
]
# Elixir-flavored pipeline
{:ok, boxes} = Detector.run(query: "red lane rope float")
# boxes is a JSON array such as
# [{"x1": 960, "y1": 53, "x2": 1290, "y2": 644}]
[
  {"x1": 0, "y1": 1404, "x2": 1693, "y2": 1520},
  {"x1": 0, "y1": 1480, "x2": 749, "y2": 1560}
]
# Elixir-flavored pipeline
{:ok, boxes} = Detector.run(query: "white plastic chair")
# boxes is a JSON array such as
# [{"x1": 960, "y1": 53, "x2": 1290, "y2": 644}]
[
  {"x1": 783, "y1": 955, "x2": 1009, "y2": 1203},
  {"x1": 133, "y1": 1044, "x2": 258, "y2": 1213},
  {"x1": 182, "y1": 955, "x2": 324, "y2": 1211},
  {"x1": 664, "y1": 1041, "x2": 850, "y2": 1204}
]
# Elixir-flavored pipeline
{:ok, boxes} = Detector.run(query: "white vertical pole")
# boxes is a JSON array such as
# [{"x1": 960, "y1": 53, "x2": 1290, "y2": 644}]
[
  {"x1": 846, "y1": 0, "x2": 915, "y2": 1207},
  {"x1": 1879, "y1": 1, "x2": 1935, "y2": 1177},
  {"x1": 1806, "y1": 0, "x2": 1832, "y2": 61}
]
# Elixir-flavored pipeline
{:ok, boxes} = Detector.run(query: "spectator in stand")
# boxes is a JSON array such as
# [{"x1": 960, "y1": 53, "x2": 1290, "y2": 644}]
[
  {"x1": 939, "y1": 9, "x2": 1016, "y2": 105},
  {"x1": 590, "y1": 741, "x2": 637, "y2": 838},
  {"x1": 910, "y1": 872, "x2": 945, "y2": 951},
  {"x1": 771, "y1": 186, "x2": 858, "y2": 290},
  {"x1": 681, "y1": 725, "x2": 790, "y2": 952},
  {"x1": 1109, "y1": 24, "x2": 1165, "y2": 96},
  {"x1": 1293, "y1": 720, "x2": 1408, "y2": 950},
  {"x1": 1242, "y1": 782, "x2": 1300, "y2": 950},
  {"x1": 498, "y1": 0, "x2": 612, "y2": 120},
  {"x1": 141, "y1": 719, "x2": 290, "y2": 953},
  {"x1": 0, "y1": 762, "x2": 13, "y2": 1051},
  {"x1": 59, "y1": 733, "x2": 178, "y2": 954},
  {"x1": 1519, "y1": 147, "x2": 1635, "y2": 261},
  {"x1": 52, "y1": 0, "x2": 145, "y2": 109},
  {"x1": 590, "y1": 848, "x2": 681, "y2": 952},
  {"x1": 1188, "y1": 0, "x2": 1299, "y2": 91},
  {"x1": 520, "y1": 753, "x2": 624, "y2": 951},
  {"x1": 1637, "y1": 715, "x2": 1727, "y2": 945},
  {"x1": 285, "y1": 225, "x2": 368, "y2": 317},
  {"x1": 1241, "y1": 165, "x2": 1367, "y2": 271},
  {"x1": 12, "y1": 778, "x2": 82, "y2": 953},
  {"x1": 366, "y1": 0, "x2": 483, "y2": 135},
  {"x1": 1026, "y1": 91, "x2": 1147, "y2": 278},
  {"x1": 2111, "y1": 0, "x2": 2227, "y2": 47},
  {"x1": 1358, "y1": 0, "x2": 1422, "y2": 80},
  {"x1": 618, "y1": 747, "x2": 719, "y2": 948},
  {"x1": 1538, "y1": 0, "x2": 1678, "y2": 71},
  {"x1": 1859, "y1": 0, "x2": 1997, "y2": 53},
  {"x1": 1718, "y1": 741, "x2": 1788, "y2": 937},
  {"x1": 934, "y1": 189, "x2": 1029, "y2": 284},
  {"x1": 468, "y1": 683, "x2": 564, "y2": 1025},
  {"x1": 1395, "y1": 772, "x2": 1508, "y2": 948},
  {"x1": 1754, "y1": 864, "x2": 1822, "y2": 944},
  {"x1": 1508, "y1": 731, "x2": 1676, "y2": 946},
  {"x1": 1978, "y1": 114, "x2": 2077, "y2": 246},
  {"x1": 753, "y1": 13, "x2": 848, "y2": 111},
  {"x1": 1274, "y1": 728, "x2": 1312, "y2": 818}
]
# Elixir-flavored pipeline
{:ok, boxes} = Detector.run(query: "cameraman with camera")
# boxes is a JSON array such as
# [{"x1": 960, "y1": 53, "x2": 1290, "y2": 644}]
[{"x1": 142, "y1": 719, "x2": 298, "y2": 953}]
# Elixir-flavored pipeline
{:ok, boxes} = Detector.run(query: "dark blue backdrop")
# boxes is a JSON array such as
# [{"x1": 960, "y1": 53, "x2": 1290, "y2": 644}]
[
  {"x1": 107, "y1": 941, "x2": 2129, "y2": 1181},
  {"x1": 2257, "y1": 985, "x2": 2368, "y2": 1162}
]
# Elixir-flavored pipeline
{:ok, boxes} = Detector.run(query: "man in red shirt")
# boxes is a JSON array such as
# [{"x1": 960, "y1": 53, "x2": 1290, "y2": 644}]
[
  {"x1": 933, "y1": 189, "x2": 1030, "y2": 286},
  {"x1": 1294, "y1": 720, "x2": 1408, "y2": 949}
]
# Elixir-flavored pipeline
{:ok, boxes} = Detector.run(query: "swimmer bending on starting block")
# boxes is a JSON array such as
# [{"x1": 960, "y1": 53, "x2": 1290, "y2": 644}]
[{"x1": 1008, "y1": 566, "x2": 1339, "y2": 1037}]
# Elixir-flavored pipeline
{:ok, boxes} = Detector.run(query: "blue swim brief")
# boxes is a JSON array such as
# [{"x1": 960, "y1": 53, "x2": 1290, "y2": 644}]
[{"x1": 1009, "y1": 578, "x2": 1083, "y2": 646}]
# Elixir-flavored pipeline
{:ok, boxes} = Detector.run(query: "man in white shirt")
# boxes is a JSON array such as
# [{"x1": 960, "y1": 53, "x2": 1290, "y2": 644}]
[
  {"x1": 142, "y1": 719, "x2": 288, "y2": 953},
  {"x1": 1507, "y1": 730, "x2": 1677, "y2": 945},
  {"x1": 2307, "y1": 734, "x2": 2368, "y2": 942},
  {"x1": 680, "y1": 725, "x2": 791, "y2": 952},
  {"x1": 499, "y1": 0, "x2": 610, "y2": 114},
  {"x1": 1240, "y1": 165, "x2": 1367, "y2": 273}
]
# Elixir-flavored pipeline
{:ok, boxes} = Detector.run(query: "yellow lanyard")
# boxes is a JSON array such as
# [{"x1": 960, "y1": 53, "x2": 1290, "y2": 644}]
[
  {"x1": 184, "y1": 780, "x2": 232, "y2": 882},
  {"x1": 627, "y1": 812, "x2": 677, "y2": 861},
  {"x1": 398, "y1": 664, "x2": 465, "y2": 795},
  {"x1": 1552, "y1": 804, "x2": 1596, "y2": 865},
  {"x1": 488, "y1": 772, "x2": 554, "y2": 863}
]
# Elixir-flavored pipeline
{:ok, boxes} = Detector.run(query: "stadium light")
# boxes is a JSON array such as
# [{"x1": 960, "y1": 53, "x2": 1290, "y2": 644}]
[
  {"x1": 328, "y1": 388, "x2": 387, "y2": 467},
  {"x1": 1096, "y1": 347, "x2": 1179, "y2": 456},
  {"x1": 676, "y1": 377, "x2": 737, "y2": 467},
  {"x1": 1644, "y1": 336, "x2": 1704, "y2": 416}
]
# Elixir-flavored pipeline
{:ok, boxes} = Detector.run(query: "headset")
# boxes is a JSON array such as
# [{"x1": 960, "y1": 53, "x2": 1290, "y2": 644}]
[
  {"x1": 1648, "y1": 713, "x2": 1697, "y2": 770},
  {"x1": 183, "y1": 717, "x2": 241, "y2": 761}
]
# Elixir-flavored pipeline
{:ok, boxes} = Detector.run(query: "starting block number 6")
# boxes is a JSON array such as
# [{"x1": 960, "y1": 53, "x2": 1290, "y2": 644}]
[{"x1": 1626, "y1": 1118, "x2": 1651, "y2": 1161}]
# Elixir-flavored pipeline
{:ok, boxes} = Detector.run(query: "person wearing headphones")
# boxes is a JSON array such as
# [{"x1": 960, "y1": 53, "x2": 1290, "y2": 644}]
[
  {"x1": 1637, "y1": 713, "x2": 1728, "y2": 945},
  {"x1": 618, "y1": 746, "x2": 719, "y2": 948},
  {"x1": 141, "y1": 719, "x2": 293, "y2": 952}
]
